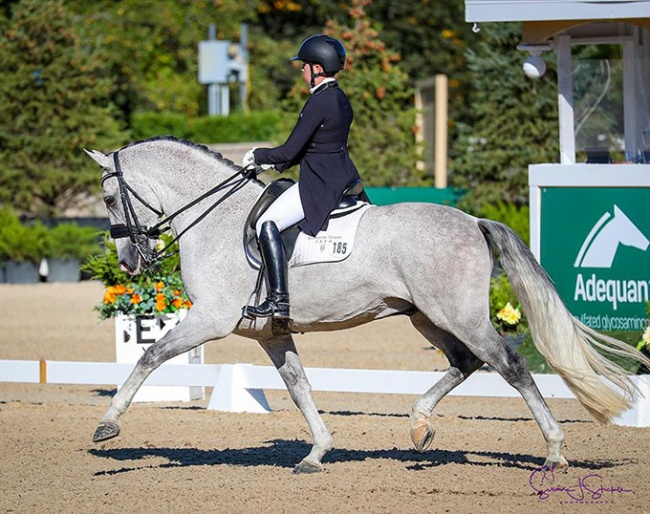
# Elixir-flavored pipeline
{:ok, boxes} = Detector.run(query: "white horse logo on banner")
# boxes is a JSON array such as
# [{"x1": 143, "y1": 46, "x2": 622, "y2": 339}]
[{"x1": 574, "y1": 205, "x2": 649, "y2": 268}]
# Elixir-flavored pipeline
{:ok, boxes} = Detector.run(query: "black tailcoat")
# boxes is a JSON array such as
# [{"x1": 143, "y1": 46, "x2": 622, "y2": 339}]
[{"x1": 254, "y1": 81, "x2": 367, "y2": 236}]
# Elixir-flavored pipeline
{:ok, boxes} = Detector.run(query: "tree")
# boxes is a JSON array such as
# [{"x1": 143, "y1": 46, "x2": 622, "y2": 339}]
[
  {"x1": 449, "y1": 23, "x2": 560, "y2": 213},
  {"x1": 68, "y1": 0, "x2": 258, "y2": 120},
  {"x1": 276, "y1": 0, "x2": 421, "y2": 186},
  {"x1": 366, "y1": 0, "x2": 475, "y2": 144},
  {"x1": 0, "y1": 0, "x2": 125, "y2": 216}
]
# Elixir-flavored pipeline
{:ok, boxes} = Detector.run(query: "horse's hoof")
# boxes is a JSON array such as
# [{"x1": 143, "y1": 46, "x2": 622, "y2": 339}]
[
  {"x1": 411, "y1": 419, "x2": 435, "y2": 453},
  {"x1": 543, "y1": 455, "x2": 569, "y2": 471},
  {"x1": 93, "y1": 421, "x2": 121, "y2": 443},
  {"x1": 293, "y1": 459, "x2": 324, "y2": 474}
]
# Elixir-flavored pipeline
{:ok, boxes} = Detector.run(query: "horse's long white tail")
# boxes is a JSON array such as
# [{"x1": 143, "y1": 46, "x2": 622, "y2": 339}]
[{"x1": 479, "y1": 219, "x2": 650, "y2": 423}]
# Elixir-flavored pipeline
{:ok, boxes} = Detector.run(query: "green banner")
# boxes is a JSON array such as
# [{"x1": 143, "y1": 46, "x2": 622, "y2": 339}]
[{"x1": 540, "y1": 187, "x2": 650, "y2": 331}]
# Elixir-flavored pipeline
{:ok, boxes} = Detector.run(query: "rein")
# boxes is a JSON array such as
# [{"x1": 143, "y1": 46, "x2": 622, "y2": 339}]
[{"x1": 100, "y1": 151, "x2": 258, "y2": 268}]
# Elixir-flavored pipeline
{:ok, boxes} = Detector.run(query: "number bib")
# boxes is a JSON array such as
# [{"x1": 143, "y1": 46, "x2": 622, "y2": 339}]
[{"x1": 289, "y1": 204, "x2": 373, "y2": 267}]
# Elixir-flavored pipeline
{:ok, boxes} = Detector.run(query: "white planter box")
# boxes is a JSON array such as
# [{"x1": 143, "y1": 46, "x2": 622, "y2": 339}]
[{"x1": 115, "y1": 310, "x2": 204, "y2": 402}]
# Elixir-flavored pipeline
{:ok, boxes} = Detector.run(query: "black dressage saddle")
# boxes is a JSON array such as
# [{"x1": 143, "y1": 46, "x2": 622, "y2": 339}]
[{"x1": 243, "y1": 178, "x2": 365, "y2": 268}]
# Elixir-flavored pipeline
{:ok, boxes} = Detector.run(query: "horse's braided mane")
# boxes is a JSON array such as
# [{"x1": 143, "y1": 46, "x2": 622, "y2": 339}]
[{"x1": 120, "y1": 135, "x2": 242, "y2": 172}]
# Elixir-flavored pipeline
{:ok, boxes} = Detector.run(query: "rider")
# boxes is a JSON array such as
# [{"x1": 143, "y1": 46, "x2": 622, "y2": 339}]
[{"x1": 242, "y1": 34, "x2": 368, "y2": 322}]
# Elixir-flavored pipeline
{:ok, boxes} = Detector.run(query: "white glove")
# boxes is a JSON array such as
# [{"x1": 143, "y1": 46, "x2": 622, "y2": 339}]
[
  {"x1": 242, "y1": 148, "x2": 257, "y2": 167},
  {"x1": 259, "y1": 163, "x2": 274, "y2": 171}
]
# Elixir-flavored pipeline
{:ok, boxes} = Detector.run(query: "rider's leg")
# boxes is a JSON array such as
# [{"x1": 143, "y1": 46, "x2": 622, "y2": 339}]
[
  {"x1": 246, "y1": 184, "x2": 304, "y2": 320},
  {"x1": 256, "y1": 183, "x2": 305, "y2": 234},
  {"x1": 246, "y1": 221, "x2": 291, "y2": 319}
]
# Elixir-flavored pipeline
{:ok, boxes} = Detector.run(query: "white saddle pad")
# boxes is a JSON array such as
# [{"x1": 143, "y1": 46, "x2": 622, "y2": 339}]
[{"x1": 289, "y1": 204, "x2": 373, "y2": 267}]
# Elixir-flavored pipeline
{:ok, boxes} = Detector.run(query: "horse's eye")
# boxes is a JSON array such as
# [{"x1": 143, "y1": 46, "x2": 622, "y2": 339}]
[{"x1": 104, "y1": 196, "x2": 116, "y2": 207}]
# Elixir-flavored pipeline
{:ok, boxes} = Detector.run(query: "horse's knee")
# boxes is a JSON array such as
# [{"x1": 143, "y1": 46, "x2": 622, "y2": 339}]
[{"x1": 138, "y1": 342, "x2": 173, "y2": 369}]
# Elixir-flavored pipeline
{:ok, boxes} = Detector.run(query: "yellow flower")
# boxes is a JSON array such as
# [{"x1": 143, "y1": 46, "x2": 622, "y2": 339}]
[
  {"x1": 642, "y1": 326, "x2": 650, "y2": 350},
  {"x1": 497, "y1": 302, "x2": 521, "y2": 326}
]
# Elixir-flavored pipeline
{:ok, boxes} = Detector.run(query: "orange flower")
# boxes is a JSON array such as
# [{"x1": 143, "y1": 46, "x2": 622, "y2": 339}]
[
  {"x1": 155, "y1": 300, "x2": 167, "y2": 312},
  {"x1": 126, "y1": 287, "x2": 134, "y2": 294},
  {"x1": 114, "y1": 284, "x2": 127, "y2": 295},
  {"x1": 130, "y1": 294, "x2": 142, "y2": 305},
  {"x1": 154, "y1": 281, "x2": 165, "y2": 292},
  {"x1": 172, "y1": 298, "x2": 184, "y2": 309},
  {"x1": 173, "y1": 290, "x2": 182, "y2": 296},
  {"x1": 184, "y1": 300, "x2": 192, "y2": 309},
  {"x1": 103, "y1": 290, "x2": 116, "y2": 304},
  {"x1": 155, "y1": 292, "x2": 166, "y2": 302}
]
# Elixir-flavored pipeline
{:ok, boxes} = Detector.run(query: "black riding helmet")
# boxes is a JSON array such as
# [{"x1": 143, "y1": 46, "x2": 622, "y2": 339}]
[{"x1": 291, "y1": 34, "x2": 347, "y2": 76}]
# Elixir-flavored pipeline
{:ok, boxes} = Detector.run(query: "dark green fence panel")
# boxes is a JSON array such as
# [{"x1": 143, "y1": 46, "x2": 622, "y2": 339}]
[{"x1": 365, "y1": 187, "x2": 464, "y2": 206}]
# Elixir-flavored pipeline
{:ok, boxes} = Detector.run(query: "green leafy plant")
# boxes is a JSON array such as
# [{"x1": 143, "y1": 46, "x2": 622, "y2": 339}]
[
  {"x1": 82, "y1": 233, "x2": 182, "y2": 286},
  {"x1": 130, "y1": 111, "x2": 286, "y2": 144},
  {"x1": 0, "y1": 210, "x2": 48, "y2": 263},
  {"x1": 0, "y1": 207, "x2": 19, "y2": 260},
  {"x1": 634, "y1": 302, "x2": 650, "y2": 374},
  {"x1": 82, "y1": 232, "x2": 190, "y2": 319},
  {"x1": 46, "y1": 223, "x2": 101, "y2": 260},
  {"x1": 480, "y1": 201, "x2": 530, "y2": 247},
  {"x1": 489, "y1": 273, "x2": 528, "y2": 335}
]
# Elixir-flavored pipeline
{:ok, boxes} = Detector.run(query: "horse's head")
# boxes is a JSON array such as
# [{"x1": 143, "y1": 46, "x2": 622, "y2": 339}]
[{"x1": 85, "y1": 148, "x2": 163, "y2": 275}]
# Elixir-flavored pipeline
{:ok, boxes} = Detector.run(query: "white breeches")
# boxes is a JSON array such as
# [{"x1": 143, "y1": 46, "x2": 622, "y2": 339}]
[{"x1": 256, "y1": 182, "x2": 305, "y2": 236}]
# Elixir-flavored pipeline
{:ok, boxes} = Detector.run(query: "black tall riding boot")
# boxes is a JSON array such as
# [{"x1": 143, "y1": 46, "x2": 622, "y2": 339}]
[{"x1": 245, "y1": 221, "x2": 291, "y2": 320}]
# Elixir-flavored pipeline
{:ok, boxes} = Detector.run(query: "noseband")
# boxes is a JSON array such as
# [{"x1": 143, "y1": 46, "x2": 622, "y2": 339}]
[{"x1": 100, "y1": 151, "x2": 256, "y2": 269}]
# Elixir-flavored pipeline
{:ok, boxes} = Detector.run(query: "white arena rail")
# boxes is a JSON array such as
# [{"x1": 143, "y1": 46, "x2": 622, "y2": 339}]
[{"x1": 1, "y1": 360, "x2": 648, "y2": 427}]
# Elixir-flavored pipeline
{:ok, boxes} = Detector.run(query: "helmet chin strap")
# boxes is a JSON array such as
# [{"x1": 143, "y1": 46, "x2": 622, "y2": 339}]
[
  {"x1": 308, "y1": 63, "x2": 326, "y2": 88},
  {"x1": 308, "y1": 63, "x2": 317, "y2": 88}
]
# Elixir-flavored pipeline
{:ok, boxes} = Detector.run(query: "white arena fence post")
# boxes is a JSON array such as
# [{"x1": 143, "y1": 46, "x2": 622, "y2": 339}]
[{"x1": 207, "y1": 363, "x2": 272, "y2": 413}]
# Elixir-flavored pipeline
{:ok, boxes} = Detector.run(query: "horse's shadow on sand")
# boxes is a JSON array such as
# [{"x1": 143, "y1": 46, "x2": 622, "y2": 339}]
[{"x1": 89, "y1": 439, "x2": 634, "y2": 476}]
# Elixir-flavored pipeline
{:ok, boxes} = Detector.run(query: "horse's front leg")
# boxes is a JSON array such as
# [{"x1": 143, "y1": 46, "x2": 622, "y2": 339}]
[
  {"x1": 93, "y1": 311, "x2": 220, "y2": 443},
  {"x1": 258, "y1": 334, "x2": 332, "y2": 473}
]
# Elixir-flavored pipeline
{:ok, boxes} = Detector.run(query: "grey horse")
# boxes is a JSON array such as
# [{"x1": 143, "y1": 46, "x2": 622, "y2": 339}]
[{"x1": 85, "y1": 137, "x2": 648, "y2": 473}]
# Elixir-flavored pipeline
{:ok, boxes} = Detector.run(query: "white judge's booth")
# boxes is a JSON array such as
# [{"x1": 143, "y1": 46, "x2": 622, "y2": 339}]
[{"x1": 466, "y1": 0, "x2": 650, "y2": 330}]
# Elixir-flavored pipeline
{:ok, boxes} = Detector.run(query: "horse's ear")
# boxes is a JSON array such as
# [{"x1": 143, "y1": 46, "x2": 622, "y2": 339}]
[{"x1": 84, "y1": 148, "x2": 111, "y2": 169}]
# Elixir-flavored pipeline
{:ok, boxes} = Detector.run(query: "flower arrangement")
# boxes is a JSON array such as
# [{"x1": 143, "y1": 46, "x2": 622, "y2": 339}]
[
  {"x1": 82, "y1": 233, "x2": 192, "y2": 319},
  {"x1": 97, "y1": 275, "x2": 192, "y2": 320},
  {"x1": 490, "y1": 273, "x2": 528, "y2": 335}
]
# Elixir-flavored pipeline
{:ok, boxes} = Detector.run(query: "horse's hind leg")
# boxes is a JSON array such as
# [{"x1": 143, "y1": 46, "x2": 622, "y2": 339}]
[
  {"x1": 409, "y1": 313, "x2": 484, "y2": 452},
  {"x1": 456, "y1": 321, "x2": 568, "y2": 469},
  {"x1": 476, "y1": 327, "x2": 569, "y2": 468},
  {"x1": 258, "y1": 334, "x2": 332, "y2": 474}
]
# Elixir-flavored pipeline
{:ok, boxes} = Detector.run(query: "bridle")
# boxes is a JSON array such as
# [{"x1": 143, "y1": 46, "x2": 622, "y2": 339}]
[{"x1": 100, "y1": 151, "x2": 258, "y2": 269}]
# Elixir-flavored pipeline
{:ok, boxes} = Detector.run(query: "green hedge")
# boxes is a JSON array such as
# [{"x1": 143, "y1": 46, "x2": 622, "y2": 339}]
[
  {"x1": 0, "y1": 208, "x2": 101, "y2": 263},
  {"x1": 130, "y1": 111, "x2": 287, "y2": 143}
]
